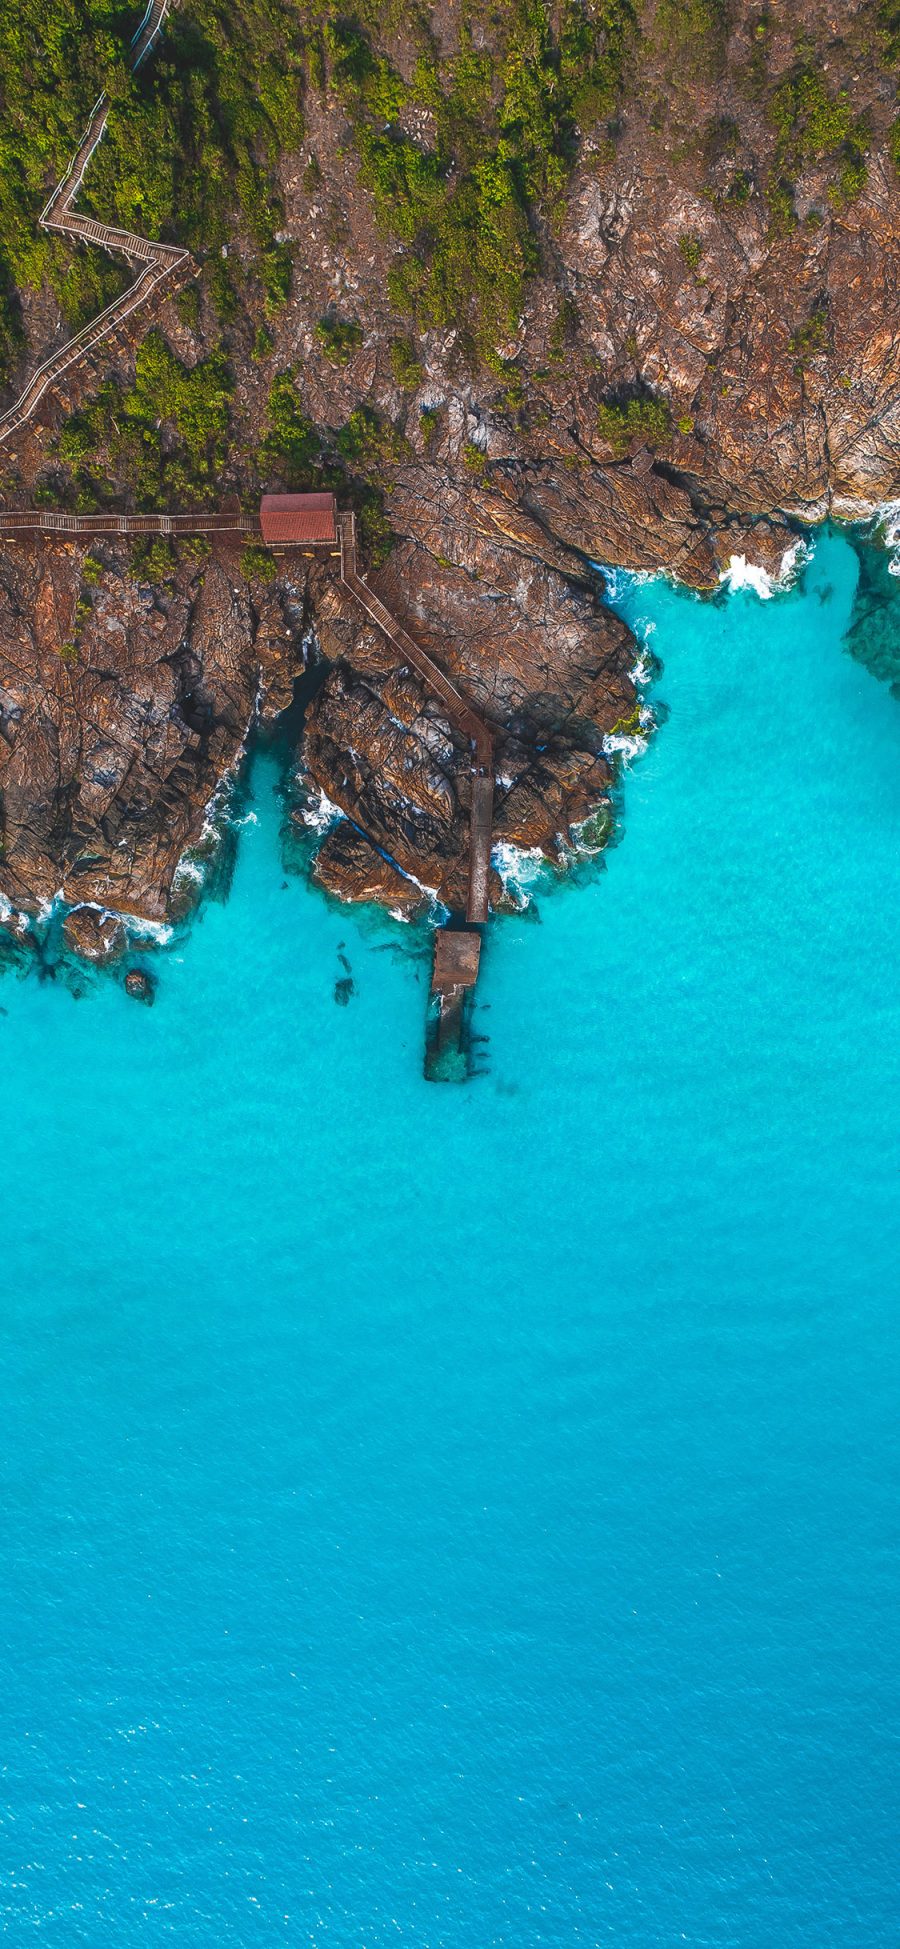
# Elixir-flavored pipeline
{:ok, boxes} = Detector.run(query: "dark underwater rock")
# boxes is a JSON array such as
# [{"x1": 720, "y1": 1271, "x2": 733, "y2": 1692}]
[{"x1": 125, "y1": 967, "x2": 155, "y2": 1005}]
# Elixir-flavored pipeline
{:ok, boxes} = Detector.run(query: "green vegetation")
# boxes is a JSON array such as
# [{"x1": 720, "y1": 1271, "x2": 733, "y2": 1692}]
[
  {"x1": 0, "y1": 0, "x2": 641, "y2": 392},
  {"x1": 549, "y1": 294, "x2": 579, "y2": 360},
  {"x1": 0, "y1": 0, "x2": 306, "y2": 380},
  {"x1": 176, "y1": 281, "x2": 201, "y2": 329},
  {"x1": 56, "y1": 330, "x2": 233, "y2": 505},
  {"x1": 830, "y1": 150, "x2": 868, "y2": 208},
  {"x1": 240, "y1": 542, "x2": 278, "y2": 582},
  {"x1": 121, "y1": 329, "x2": 232, "y2": 492},
  {"x1": 610, "y1": 702, "x2": 643, "y2": 737},
  {"x1": 419, "y1": 403, "x2": 440, "y2": 448},
  {"x1": 766, "y1": 179, "x2": 797, "y2": 238},
  {"x1": 131, "y1": 535, "x2": 177, "y2": 582},
  {"x1": 89, "y1": 0, "x2": 305, "y2": 258},
  {"x1": 314, "y1": 315, "x2": 364, "y2": 365},
  {"x1": 0, "y1": 0, "x2": 126, "y2": 377},
  {"x1": 789, "y1": 306, "x2": 829, "y2": 370},
  {"x1": 260, "y1": 375, "x2": 400, "y2": 567},
  {"x1": 388, "y1": 336, "x2": 423, "y2": 388},
  {"x1": 596, "y1": 394, "x2": 672, "y2": 455},
  {"x1": 330, "y1": 0, "x2": 638, "y2": 353},
  {"x1": 493, "y1": 359, "x2": 526, "y2": 410},
  {"x1": 335, "y1": 404, "x2": 408, "y2": 471},
  {"x1": 652, "y1": 0, "x2": 730, "y2": 82},
  {"x1": 724, "y1": 168, "x2": 752, "y2": 208},
  {"x1": 769, "y1": 66, "x2": 869, "y2": 212},
  {"x1": 261, "y1": 368, "x2": 320, "y2": 485},
  {"x1": 678, "y1": 231, "x2": 702, "y2": 271},
  {"x1": 879, "y1": 0, "x2": 900, "y2": 71},
  {"x1": 207, "y1": 255, "x2": 241, "y2": 325},
  {"x1": 261, "y1": 241, "x2": 292, "y2": 313}
]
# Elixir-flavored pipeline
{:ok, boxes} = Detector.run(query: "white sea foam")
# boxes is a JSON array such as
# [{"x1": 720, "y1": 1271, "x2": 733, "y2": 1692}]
[
  {"x1": 492, "y1": 840, "x2": 546, "y2": 907},
  {"x1": 298, "y1": 786, "x2": 343, "y2": 836},
  {"x1": 597, "y1": 563, "x2": 656, "y2": 604},
  {"x1": 125, "y1": 914, "x2": 174, "y2": 945},
  {"x1": 171, "y1": 730, "x2": 255, "y2": 893},
  {"x1": 569, "y1": 808, "x2": 613, "y2": 855},
  {"x1": 602, "y1": 728, "x2": 648, "y2": 764},
  {"x1": 780, "y1": 538, "x2": 811, "y2": 585},
  {"x1": 0, "y1": 892, "x2": 32, "y2": 937},
  {"x1": 873, "y1": 501, "x2": 900, "y2": 575},
  {"x1": 388, "y1": 864, "x2": 446, "y2": 925},
  {"x1": 628, "y1": 618, "x2": 657, "y2": 690},
  {"x1": 720, "y1": 538, "x2": 810, "y2": 600},
  {"x1": 721, "y1": 554, "x2": 776, "y2": 599},
  {"x1": 172, "y1": 857, "x2": 204, "y2": 888}
]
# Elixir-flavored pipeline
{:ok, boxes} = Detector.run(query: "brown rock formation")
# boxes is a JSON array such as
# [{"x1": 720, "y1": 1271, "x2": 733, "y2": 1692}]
[
  {"x1": 312, "y1": 821, "x2": 428, "y2": 916},
  {"x1": 62, "y1": 903, "x2": 126, "y2": 961}
]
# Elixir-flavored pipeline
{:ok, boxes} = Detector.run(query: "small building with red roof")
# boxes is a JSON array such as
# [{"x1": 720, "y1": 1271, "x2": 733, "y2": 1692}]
[{"x1": 259, "y1": 492, "x2": 337, "y2": 546}]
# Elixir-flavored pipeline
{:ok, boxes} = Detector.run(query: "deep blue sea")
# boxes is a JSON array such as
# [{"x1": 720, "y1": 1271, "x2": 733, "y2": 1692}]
[{"x1": 2, "y1": 528, "x2": 899, "y2": 1945}]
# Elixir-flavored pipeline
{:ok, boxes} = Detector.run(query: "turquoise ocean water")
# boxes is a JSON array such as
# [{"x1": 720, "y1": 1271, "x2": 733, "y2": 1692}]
[{"x1": 1, "y1": 528, "x2": 899, "y2": 1944}]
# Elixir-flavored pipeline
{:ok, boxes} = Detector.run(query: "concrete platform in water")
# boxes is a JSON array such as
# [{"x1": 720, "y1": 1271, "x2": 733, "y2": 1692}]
[{"x1": 425, "y1": 928, "x2": 483, "y2": 1084}]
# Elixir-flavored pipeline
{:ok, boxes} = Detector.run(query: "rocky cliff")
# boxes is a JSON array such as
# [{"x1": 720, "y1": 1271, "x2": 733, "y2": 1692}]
[{"x1": 2, "y1": 0, "x2": 900, "y2": 942}]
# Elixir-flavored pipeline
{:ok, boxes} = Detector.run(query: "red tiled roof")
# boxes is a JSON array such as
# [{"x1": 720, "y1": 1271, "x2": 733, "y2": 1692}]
[{"x1": 259, "y1": 492, "x2": 337, "y2": 544}]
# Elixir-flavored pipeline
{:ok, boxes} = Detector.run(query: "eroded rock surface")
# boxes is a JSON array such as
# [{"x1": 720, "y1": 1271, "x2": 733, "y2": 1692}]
[
  {"x1": 62, "y1": 904, "x2": 125, "y2": 961},
  {"x1": 0, "y1": 543, "x2": 262, "y2": 923}
]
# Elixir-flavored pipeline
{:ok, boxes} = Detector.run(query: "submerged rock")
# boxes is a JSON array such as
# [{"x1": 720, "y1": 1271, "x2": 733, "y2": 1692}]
[{"x1": 124, "y1": 968, "x2": 155, "y2": 1005}]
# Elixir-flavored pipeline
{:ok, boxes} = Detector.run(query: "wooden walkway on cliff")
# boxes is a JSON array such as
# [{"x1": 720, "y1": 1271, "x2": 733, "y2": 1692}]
[
  {"x1": 0, "y1": 508, "x2": 255, "y2": 537},
  {"x1": 335, "y1": 512, "x2": 493, "y2": 925},
  {"x1": 0, "y1": 493, "x2": 496, "y2": 927},
  {"x1": 0, "y1": 0, "x2": 192, "y2": 447}
]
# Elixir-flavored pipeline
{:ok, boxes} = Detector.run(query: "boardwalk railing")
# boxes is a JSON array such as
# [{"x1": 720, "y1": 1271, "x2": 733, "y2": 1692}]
[
  {"x1": 0, "y1": 500, "x2": 497, "y2": 924},
  {"x1": 337, "y1": 512, "x2": 494, "y2": 924},
  {"x1": 0, "y1": 508, "x2": 257, "y2": 537},
  {"x1": 0, "y1": 0, "x2": 193, "y2": 446}
]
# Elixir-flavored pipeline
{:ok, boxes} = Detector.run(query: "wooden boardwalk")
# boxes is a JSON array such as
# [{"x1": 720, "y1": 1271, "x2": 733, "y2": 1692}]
[
  {"x1": 0, "y1": 508, "x2": 256, "y2": 538},
  {"x1": 0, "y1": 0, "x2": 193, "y2": 446},
  {"x1": 0, "y1": 498, "x2": 497, "y2": 931},
  {"x1": 466, "y1": 772, "x2": 494, "y2": 926},
  {"x1": 337, "y1": 512, "x2": 494, "y2": 924}
]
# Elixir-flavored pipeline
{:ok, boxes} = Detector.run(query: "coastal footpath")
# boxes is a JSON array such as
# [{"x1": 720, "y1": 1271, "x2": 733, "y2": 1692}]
[{"x1": 1, "y1": 0, "x2": 899, "y2": 939}]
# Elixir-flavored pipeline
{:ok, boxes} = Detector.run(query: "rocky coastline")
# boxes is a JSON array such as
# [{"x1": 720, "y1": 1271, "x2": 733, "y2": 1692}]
[{"x1": 3, "y1": 0, "x2": 900, "y2": 958}]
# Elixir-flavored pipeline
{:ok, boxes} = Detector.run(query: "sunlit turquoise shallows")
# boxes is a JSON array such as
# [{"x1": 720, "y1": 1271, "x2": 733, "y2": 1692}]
[{"x1": 2, "y1": 528, "x2": 899, "y2": 1947}]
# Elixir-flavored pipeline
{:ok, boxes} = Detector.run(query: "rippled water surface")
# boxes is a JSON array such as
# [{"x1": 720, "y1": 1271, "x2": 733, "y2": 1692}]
[{"x1": 2, "y1": 529, "x2": 899, "y2": 1945}]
